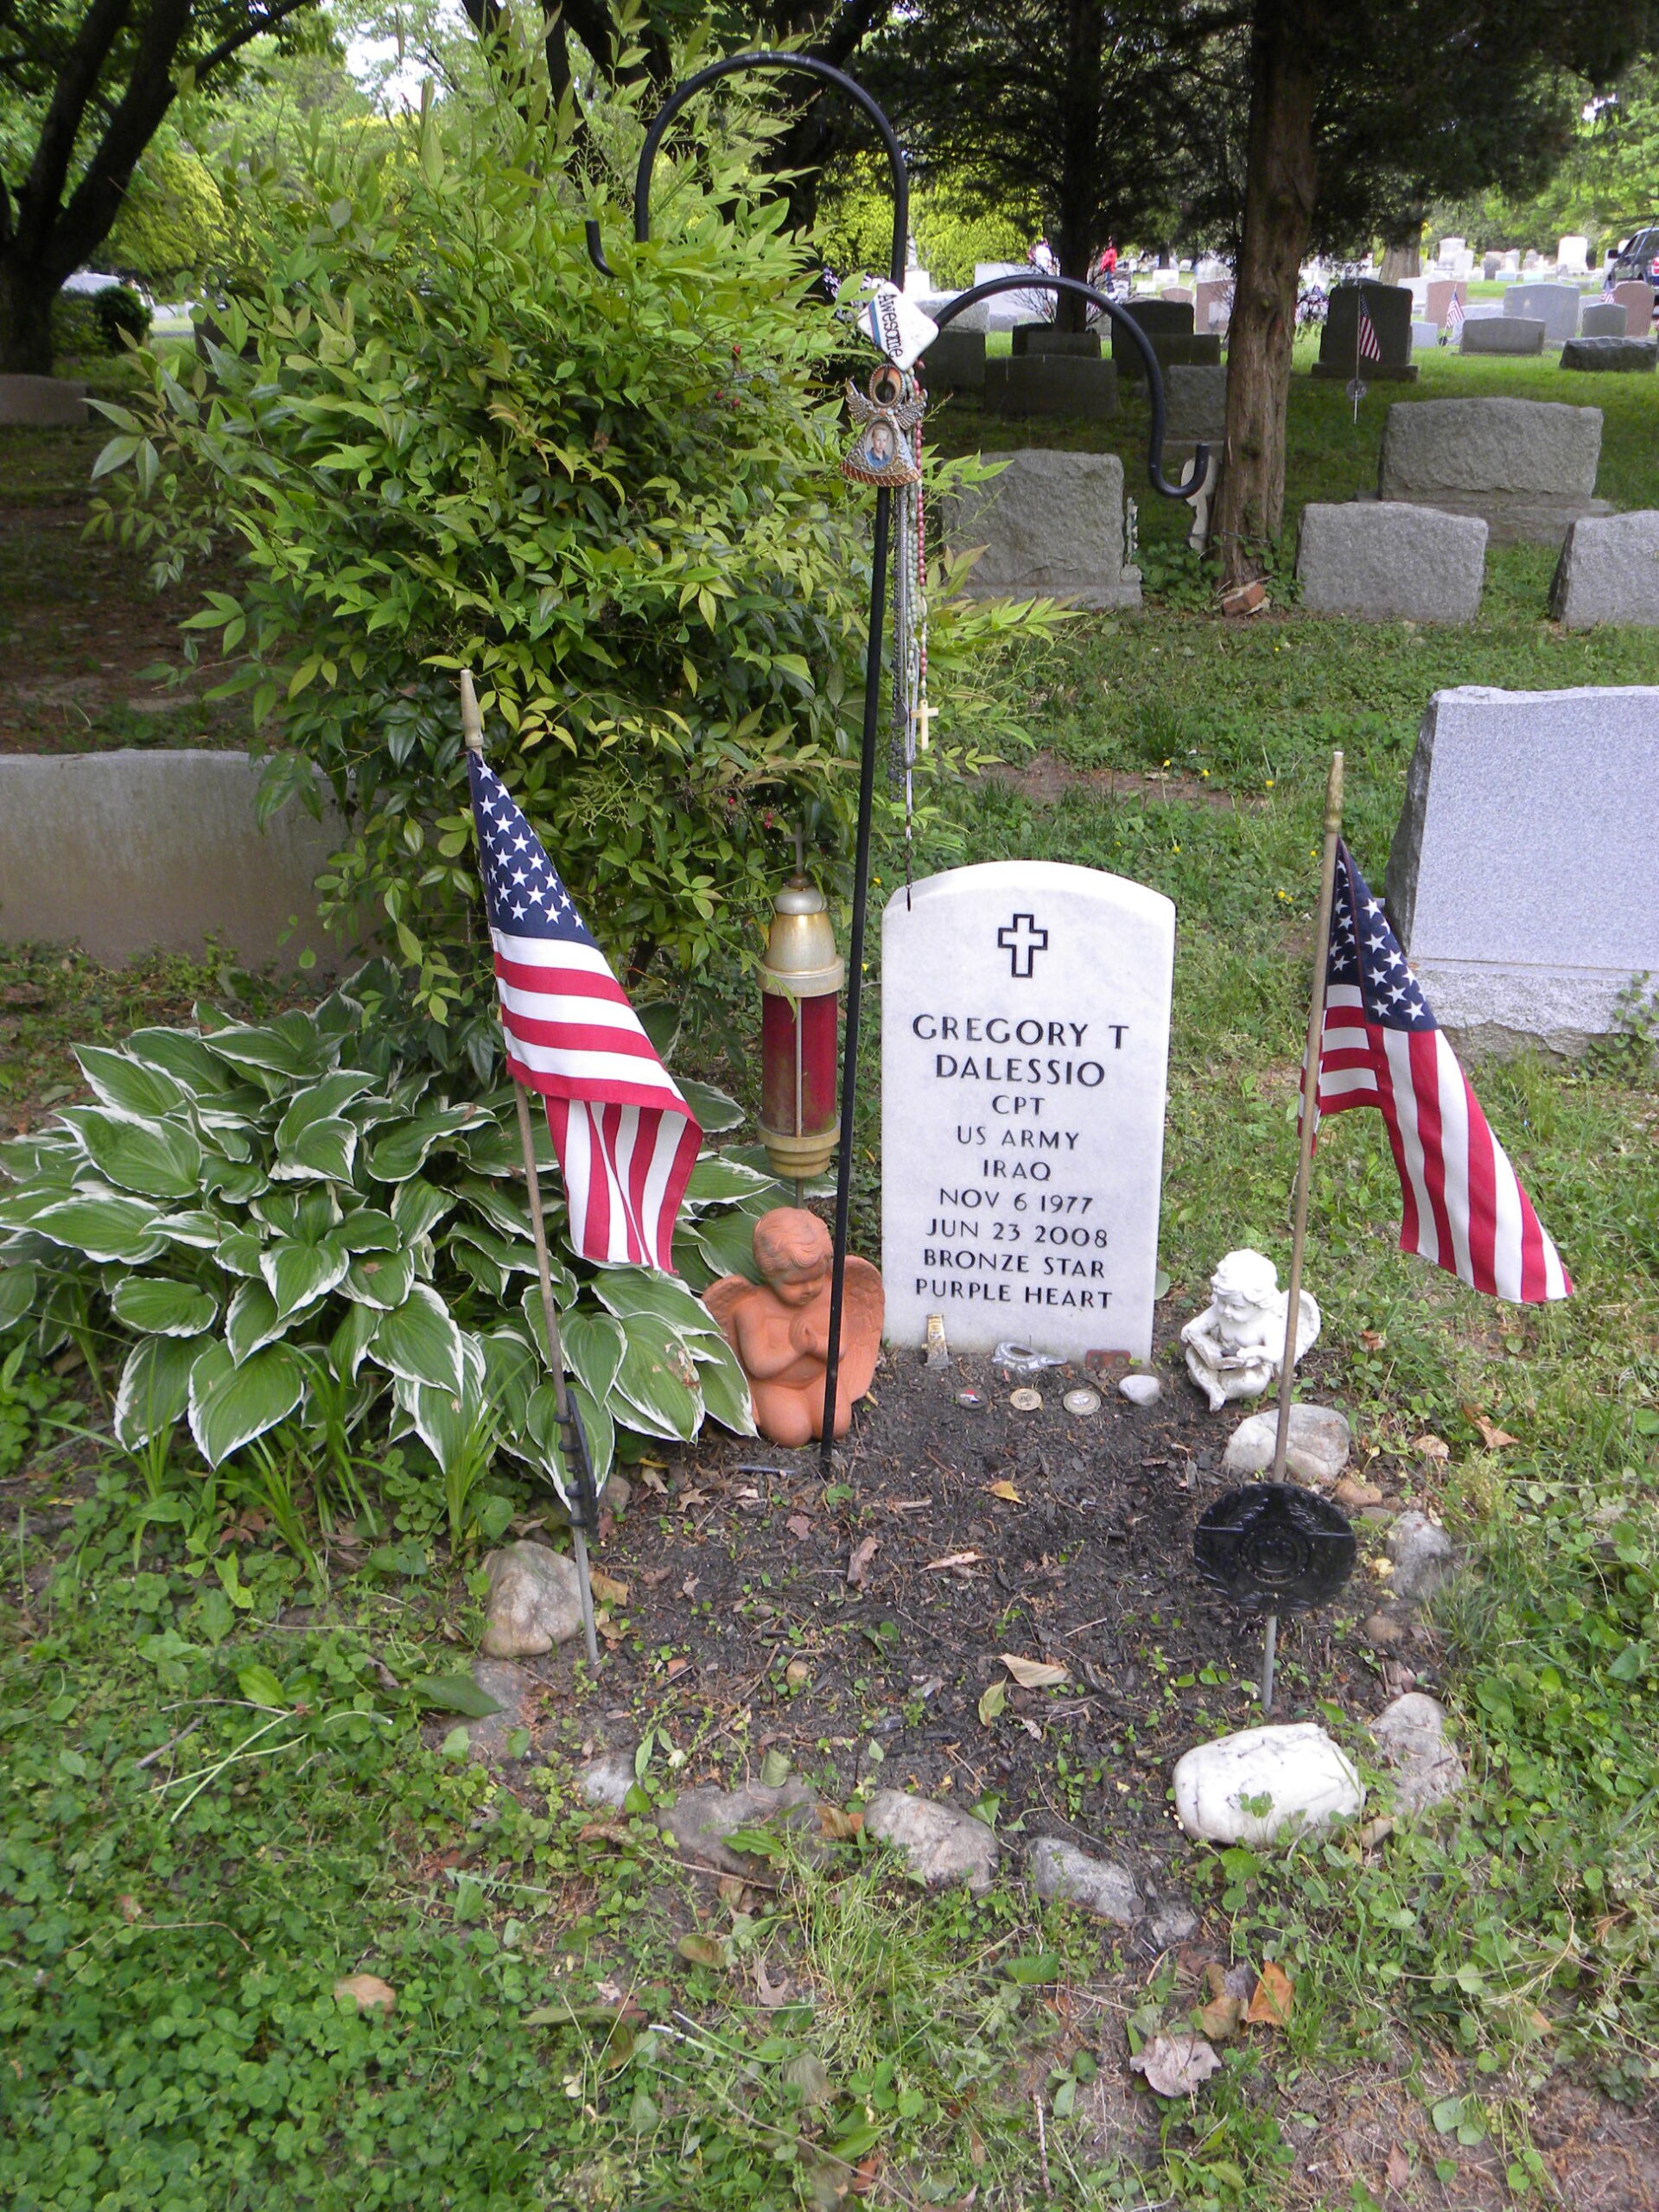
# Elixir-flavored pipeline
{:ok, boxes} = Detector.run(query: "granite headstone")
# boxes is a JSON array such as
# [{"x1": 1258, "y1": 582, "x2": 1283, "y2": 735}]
[
  {"x1": 1313, "y1": 283, "x2": 1416, "y2": 381},
  {"x1": 881, "y1": 861, "x2": 1174, "y2": 1360},
  {"x1": 1376, "y1": 397, "x2": 1609, "y2": 545},
  {"x1": 1386, "y1": 687, "x2": 1659, "y2": 1052},
  {"x1": 942, "y1": 448, "x2": 1138, "y2": 607},
  {"x1": 1549, "y1": 512, "x2": 1659, "y2": 629},
  {"x1": 1503, "y1": 283, "x2": 1581, "y2": 344}
]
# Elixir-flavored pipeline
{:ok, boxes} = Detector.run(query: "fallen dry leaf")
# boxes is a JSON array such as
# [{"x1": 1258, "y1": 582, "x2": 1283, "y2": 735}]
[
  {"x1": 1361, "y1": 1329, "x2": 1387, "y2": 1350},
  {"x1": 817, "y1": 1804, "x2": 863, "y2": 1840},
  {"x1": 639, "y1": 1467, "x2": 668, "y2": 1495},
  {"x1": 1196, "y1": 1993, "x2": 1243, "y2": 2041},
  {"x1": 755, "y1": 1956, "x2": 791, "y2": 2008},
  {"x1": 679, "y1": 1575, "x2": 700, "y2": 1599},
  {"x1": 786, "y1": 1513, "x2": 814, "y2": 1541},
  {"x1": 589, "y1": 1568, "x2": 630, "y2": 1605},
  {"x1": 849, "y1": 2151, "x2": 881, "y2": 2196},
  {"x1": 1245, "y1": 1959, "x2": 1294, "y2": 2028},
  {"x1": 1475, "y1": 1414, "x2": 1520, "y2": 1450},
  {"x1": 117, "y1": 1894, "x2": 142, "y2": 1923},
  {"x1": 576, "y1": 1819, "x2": 633, "y2": 1846},
  {"x1": 718, "y1": 1873, "x2": 746, "y2": 1908},
  {"x1": 977, "y1": 1680, "x2": 1007, "y2": 1726},
  {"x1": 676, "y1": 1933, "x2": 728, "y2": 1969},
  {"x1": 987, "y1": 1480, "x2": 1022, "y2": 1503},
  {"x1": 664, "y1": 1656, "x2": 690, "y2": 1680},
  {"x1": 847, "y1": 1535, "x2": 880, "y2": 1586},
  {"x1": 640, "y1": 1565, "x2": 672, "y2": 1586},
  {"x1": 923, "y1": 1550, "x2": 983, "y2": 1572},
  {"x1": 785, "y1": 1658, "x2": 811, "y2": 1690},
  {"x1": 1384, "y1": 2143, "x2": 1412, "y2": 2192},
  {"x1": 334, "y1": 1973, "x2": 396, "y2": 2015},
  {"x1": 1131, "y1": 2032, "x2": 1221, "y2": 2096},
  {"x1": 1410, "y1": 1433, "x2": 1451, "y2": 1462},
  {"x1": 1001, "y1": 1652, "x2": 1070, "y2": 1689}
]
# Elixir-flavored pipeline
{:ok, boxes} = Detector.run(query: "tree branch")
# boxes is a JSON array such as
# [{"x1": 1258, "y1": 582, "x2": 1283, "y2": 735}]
[{"x1": 15, "y1": 0, "x2": 137, "y2": 256}]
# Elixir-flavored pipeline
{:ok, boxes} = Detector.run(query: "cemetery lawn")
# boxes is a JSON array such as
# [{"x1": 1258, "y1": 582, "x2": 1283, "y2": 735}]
[{"x1": 4, "y1": 351, "x2": 1659, "y2": 2209}]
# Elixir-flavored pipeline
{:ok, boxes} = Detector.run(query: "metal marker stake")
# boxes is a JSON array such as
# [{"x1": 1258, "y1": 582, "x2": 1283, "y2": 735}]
[{"x1": 1262, "y1": 1612, "x2": 1278, "y2": 1714}]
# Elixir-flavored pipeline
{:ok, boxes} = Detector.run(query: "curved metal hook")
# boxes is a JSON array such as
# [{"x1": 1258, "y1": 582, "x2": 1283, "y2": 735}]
[
  {"x1": 933, "y1": 274, "x2": 1209, "y2": 501},
  {"x1": 585, "y1": 49, "x2": 909, "y2": 287}
]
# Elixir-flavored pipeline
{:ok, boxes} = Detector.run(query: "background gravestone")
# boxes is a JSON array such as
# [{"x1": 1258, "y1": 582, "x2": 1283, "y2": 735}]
[
  {"x1": 1549, "y1": 512, "x2": 1659, "y2": 629},
  {"x1": 942, "y1": 448, "x2": 1139, "y2": 607},
  {"x1": 881, "y1": 861, "x2": 1175, "y2": 1360},
  {"x1": 1011, "y1": 324, "x2": 1101, "y2": 357},
  {"x1": 0, "y1": 375, "x2": 89, "y2": 425},
  {"x1": 1579, "y1": 302, "x2": 1629, "y2": 338},
  {"x1": 983, "y1": 354, "x2": 1118, "y2": 419},
  {"x1": 1296, "y1": 503, "x2": 1486, "y2": 623},
  {"x1": 1612, "y1": 280, "x2": 1655, "y2": 336},
  {"x1": 919, "y1": 329, "x2": 986, "y2": 394},
  {"x1": 1460, "y1": 316, "x2": 1544, "y2": 356},
  {"x1": 1503, "y1": 283, "x2": 1581, "y2": 344},
  {"x1": 1376, "y1": 397, "x2": 1609, "y2": 545},
  {"x1": 0, "y1": 752, "x2": 353, "y2": 968},
  {"x1": 1313, "y1": 283, "x2": 1416, "y2": 381},
  {"x1": 1560, "y1": 336, "x2": 1657, "y2": 374},
  {"x1": 1164, "y1": 364, "x2": 1227, "y2": 463},
  {"x1": 1385, "y1": 686, "x2": 1659, "y2": 1052}
]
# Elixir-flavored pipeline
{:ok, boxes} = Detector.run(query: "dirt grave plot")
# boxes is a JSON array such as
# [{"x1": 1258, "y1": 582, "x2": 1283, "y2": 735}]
[{"x1": 579, "y1": 1331, "x2": 1406, "y2": 1884}]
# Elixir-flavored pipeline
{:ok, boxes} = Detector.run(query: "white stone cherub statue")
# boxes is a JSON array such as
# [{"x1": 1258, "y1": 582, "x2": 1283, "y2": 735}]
[{"x1": 1180, "y1": 1248, "x2": 1319, "y2": 1414}]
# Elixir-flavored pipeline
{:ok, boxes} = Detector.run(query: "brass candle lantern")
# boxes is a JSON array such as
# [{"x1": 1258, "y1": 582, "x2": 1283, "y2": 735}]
[{"x1": 759, "y1": 873, "x2": 843, "y2": 1192}]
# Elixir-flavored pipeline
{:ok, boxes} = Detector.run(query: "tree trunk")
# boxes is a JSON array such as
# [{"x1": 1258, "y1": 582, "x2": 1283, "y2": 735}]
[
  {"x1": 1378, "y1": 226, "x2": 1422, "y2": 284},
  {"x1": 1050, "y1": 0, "x2": 1102, "y2": 331},
  {"x1": 1214, "y1": 0, "x2": 1322, "y2": 587},
  {"x1": 0, "y1": 256, "x2": 59, "y2": 376}
]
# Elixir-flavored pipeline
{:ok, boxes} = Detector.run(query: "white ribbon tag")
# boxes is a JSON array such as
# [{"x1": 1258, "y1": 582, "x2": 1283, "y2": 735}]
[{"x1": 836, "y1": 275, "x2": 938, "y2": 371}]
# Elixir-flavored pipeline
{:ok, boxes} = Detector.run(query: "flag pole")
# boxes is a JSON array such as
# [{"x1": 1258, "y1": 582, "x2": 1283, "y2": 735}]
[
  {"x1": 1271, "y1": 747, "x2": 1344, "y2": 1488},
  {"x1": 1352, "y1": 299, "x2": 1362, "y2": 425},
  {"x1": 461, "y1": 672, "x2": 601, "y2": 1669},
  {"x1": 1262, "y1": 749, "x2": 1344, "y2": 1714}
]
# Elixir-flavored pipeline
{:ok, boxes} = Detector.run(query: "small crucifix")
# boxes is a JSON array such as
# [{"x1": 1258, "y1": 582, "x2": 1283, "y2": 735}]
[
  {"x1": 910, "y1": 696, "x2": 939, "y2": 752},
  {"x1": 997, "y1": 912, "x2": 1049, "y2": 979}
]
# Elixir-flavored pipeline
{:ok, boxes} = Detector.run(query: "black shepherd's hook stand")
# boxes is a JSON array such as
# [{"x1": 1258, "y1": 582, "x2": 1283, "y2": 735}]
[{"x1": 585, "y1": 53, "x2": 1211, "y2": 1476}]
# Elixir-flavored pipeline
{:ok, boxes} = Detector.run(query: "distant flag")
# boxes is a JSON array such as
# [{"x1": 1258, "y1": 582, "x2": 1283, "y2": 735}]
[
  {"x1": 467, "y1": 754, "x2": 701, "y2": 1271},
  {"x1": 1309, "y1": 842, "x2": 1571, "y2": 1303},
  {"x1": 1356, "y1": 301, "x2": 1382, "y2": 364},
  {"x1": 1444, "y1": 293, "x2": 1465, "y2": 345}
]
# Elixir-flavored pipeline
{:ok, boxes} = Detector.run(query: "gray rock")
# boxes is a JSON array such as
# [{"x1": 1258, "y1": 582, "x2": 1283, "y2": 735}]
[
  {"x1": 0, "y1": 751, "x2": 354, "y2": 970},
  {"x1": 1386, "y1": 684, "x2": 1659, "y2": 1054},
  {"x1": 1028, "y1": 1836, "x2": 1142, "y2": 1924},
  {"x1": 578, "y1": 1749, "x2": 638, "y2": 1808},
  {"x1": 1147, "y1": 1902, "x2": 1199, "y2": 1947},
  {"x1": 1560, "y1": 336, "x2": 1658, "y2": 373},
  {"x1": 1503, "y1": 282, "x2": 1582, "y2": 344},
  {"x1": 1223, "y1": 1403, "x2": 1351, "y2": 1483},
  {"x1": 918, "y1": 328, "x2": 986, "y2": 394},
  {"x1": 1460, "y1": 316, "x2": 1545, "y2": 355},
  {"x1": 1551, "y1": 511, "x2": 1659, "y2": 629},
  {"x1": 943, "y1": 448, "x2": 1138, "y2": 609},
  {"x1": 480, "y1": 1541, "x2": 584, "y2": 1657},
  {"x1": 0, "y1": 373, "x2": 89, "y2": 425},
  {"x1": 1296, "y1": 502, "x2": 1487, "y2": 623},
  {"x1": 1371, "y1": 1691, "x2": 1466, "y2": 1812},
  {"x1": 461, "y1": 1659, "x2": 537, "y2": 1762},
  {"x1": 1377, "y1": 397, "x2": 1610, "y2": 545},
  {"x1": 864, "y1": 1789, "x2": 1000, "y2": 1892},
  {"x1": 662, "y1": 1780, "x2": 829, "y2": 1874},
  {"x1": 1579, "y1": 302, "x2": 1630, "y2": 338},
  {"x1": 1119, "y1": 1372, "x2": 1161, "y2": 1407},
  {"x1": 984, "y1": 353, "x2": 1120, "y2": 423},
  {"x1": 1386, "y1": 1510, "x2": 1457, "y2": 1604}
]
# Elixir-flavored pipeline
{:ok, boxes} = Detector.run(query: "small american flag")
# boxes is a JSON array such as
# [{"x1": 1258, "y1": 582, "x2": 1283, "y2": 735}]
[
  {"x1": 1311, "y1": 842, "x2": 1570, "y2": 1303},
  {"x1": 1445, "y1": 293, "x2": 1465, "y2": 343},
  {"x1": 467, "y1": 753, "x2": 701, "y2": 1271},
  {"x1": 1356, "y1": 301, "x2": 1382, "y2": 363}
]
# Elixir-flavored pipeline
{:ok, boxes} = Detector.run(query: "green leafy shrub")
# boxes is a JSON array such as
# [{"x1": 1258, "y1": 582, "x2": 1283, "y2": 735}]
[
  {"x1": 51, "y1": 293, "x2": 103, "y2": 360},
  {"x1": 92, "y1": 283, "x2": 153, "y2": 351},
  {"x1": 0, "y1": 969, "x2": 772, "y2": 1522},
  {"x1": 92, "y1": 68, "x2": 1052, "y2": 1068}
]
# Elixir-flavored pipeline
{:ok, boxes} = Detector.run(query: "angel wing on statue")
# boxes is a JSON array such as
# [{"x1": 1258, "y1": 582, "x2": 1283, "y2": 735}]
[{"x1": 702, "y1": 1208, "x2": 885, "y2": 1445}]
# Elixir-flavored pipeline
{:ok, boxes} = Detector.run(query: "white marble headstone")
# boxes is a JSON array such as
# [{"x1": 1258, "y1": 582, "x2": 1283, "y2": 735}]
[{"x1": 880, "y1": 861, "x2": 1174, "y2": 1360}]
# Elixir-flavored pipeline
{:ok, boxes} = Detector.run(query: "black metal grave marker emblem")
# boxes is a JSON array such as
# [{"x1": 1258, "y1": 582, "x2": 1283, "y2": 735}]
[{"x1": 1194, "y1": 1483, "x2": 1356, "y2": 1711}]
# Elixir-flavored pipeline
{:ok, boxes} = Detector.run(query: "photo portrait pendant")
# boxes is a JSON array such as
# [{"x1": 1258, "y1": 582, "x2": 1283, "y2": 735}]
[{"x1": 842, "y1": 362, "x2": 925, "y2": 489}]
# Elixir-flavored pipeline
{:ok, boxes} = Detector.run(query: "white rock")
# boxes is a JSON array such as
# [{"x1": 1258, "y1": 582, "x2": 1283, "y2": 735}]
[
  {"x1": 1028, "y1": 1837, "x2": 1141, "y2": 1924},
  {"x1": 1119, "y1": 1372, "x2": 1162, "y2": 1407},
  {"x1": 480, "y1": 1541, "x2": 584, "y2": 1657},
  {"x1": 1148, "y1": 1902, "x2": 1199, "y2": 1947},
  {"x1": 460, "y1": 1659, "x2": 537, "y2": 1762},
  {"x1": 661, "y1": 1781, "x2": 830, "y2": 1874},
  {"x1": 1387, "y1": 1511, "x2": 1457, "y2": 1604},
  {"x1": 864, "y1": 1789, "x2": 1000, "y2": 1892},
  {"x1": 1173, "y1": 1723, "x2": 1364, "y2": 1844},
  {"x1": 1223, "y1": 1403, "x2": 1351, "y2": 1483},
  {"x1": 1371, "y1": 1692, "x2": 1465, "y2": 1813},
  {"x1": 578, "y1": 1749, "x2": 637, "y2": 1808}
]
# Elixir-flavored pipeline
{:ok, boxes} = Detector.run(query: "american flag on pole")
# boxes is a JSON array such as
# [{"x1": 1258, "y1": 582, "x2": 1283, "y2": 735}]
[
  {"x1": 467, "y1": 753, "x2": 701, "y2": 1271},
  {"x1": 1356, "y1": 301, "x2": 1382, "y2": 363},
  {"x1": 1445, "y1": 292, "x2": 1465, "y2": 344},
  {"x1": 1310, "y1": 841, "x2": 1571, "y2": 1303}
]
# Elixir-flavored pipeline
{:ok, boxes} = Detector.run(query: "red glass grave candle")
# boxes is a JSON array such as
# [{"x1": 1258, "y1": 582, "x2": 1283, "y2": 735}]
[{"x1": 758, "y1": 878, "x2": 842, "y2": 1185}]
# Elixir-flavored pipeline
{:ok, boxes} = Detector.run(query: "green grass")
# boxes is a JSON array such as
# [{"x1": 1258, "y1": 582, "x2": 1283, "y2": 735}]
[{"x1": 3, "y1": 345, "x2": 1659, "y2": 2209}]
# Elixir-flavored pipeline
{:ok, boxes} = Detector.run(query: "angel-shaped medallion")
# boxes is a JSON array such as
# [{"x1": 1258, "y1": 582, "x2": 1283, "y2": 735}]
[{"x1": 841, "y1": 362, "x2": 925, "y2": 488}]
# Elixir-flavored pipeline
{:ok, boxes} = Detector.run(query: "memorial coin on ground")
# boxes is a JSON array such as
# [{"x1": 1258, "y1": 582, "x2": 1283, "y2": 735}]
[
  {"x1": 1064, "y1": 1386, "x2": 1103, "y2": 1416},
  {"x1": 1009, "y1": 1387, "x2": 1043, "y2": 1412}
]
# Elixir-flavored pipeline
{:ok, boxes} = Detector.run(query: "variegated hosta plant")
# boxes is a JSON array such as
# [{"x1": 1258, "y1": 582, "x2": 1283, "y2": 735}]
[{"x1": 0, "y1": 969, "x2": 774, "y2": 1501}]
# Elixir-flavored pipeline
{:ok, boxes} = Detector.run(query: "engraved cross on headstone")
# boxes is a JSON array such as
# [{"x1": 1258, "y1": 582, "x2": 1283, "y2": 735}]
[{"x1": 996, "y1": 912, "x2": 1049, "y2": 978}]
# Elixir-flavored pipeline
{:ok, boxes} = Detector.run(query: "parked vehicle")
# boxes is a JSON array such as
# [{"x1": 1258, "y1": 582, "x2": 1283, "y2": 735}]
[{"x1": 1607, "y1": 226, "x2": 1659, "y2": 287}]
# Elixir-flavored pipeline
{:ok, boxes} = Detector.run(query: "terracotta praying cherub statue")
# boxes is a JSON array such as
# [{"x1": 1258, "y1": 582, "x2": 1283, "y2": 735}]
[
  {"x1": 703, "y1": 1207, "x2": 884, "y2": 1446},
  {"x1": 1179, "y1": 1247, "x2": 1320, "y2": 1414}
]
